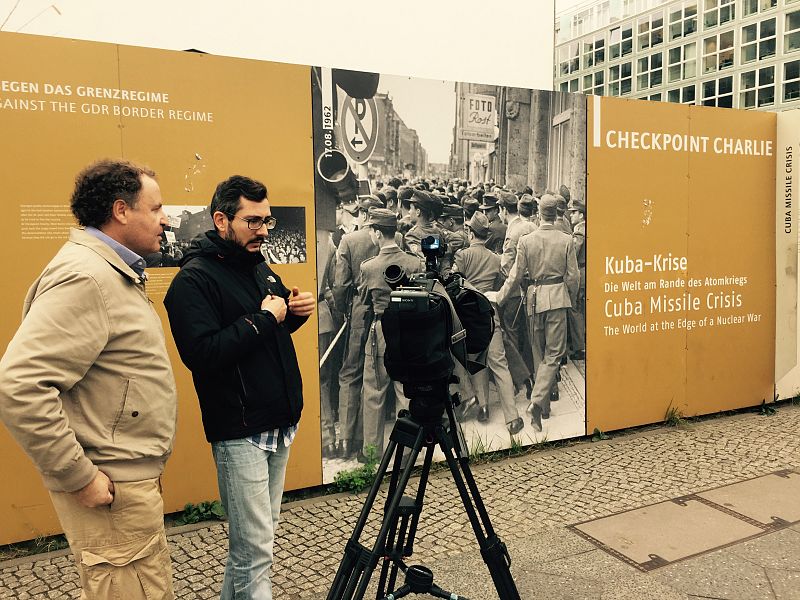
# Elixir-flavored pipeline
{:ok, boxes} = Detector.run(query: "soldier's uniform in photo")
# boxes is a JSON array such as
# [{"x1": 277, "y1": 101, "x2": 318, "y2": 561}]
[
  {"x1": 404, "y1": 191, "x2": 447, "y2": 273},
  {"x1": 333, "y1": 201, "x2": 380, "y2": 458},
  {"x1": 454, "y1": 212, "x2": 523, "y2": 434},
  {"x1": 318, "y1": 231, "x2": 341, "y2": 457},
  {"x1": 462, "y1": 196, "x2": 480, "y2": 221},
  {"x1": 567, "y1": 200, "x2": 586, "y2": 360},
  {"x1": 480, "y1": 194, "x2": 507, "y2": 255},
  {"x1": 498, "y1": 195, "x2": 579, "y2": 431},
  {"x1": 358, "y1": 208, "x2": 425, "y2": 458},
  {"x1": 554, "y1": 195, "x2": 573, "y2": 235},
  {"x1": 439, "y1": 203, "x2": 468, "y2": 279},
  {"x1": 333, "y1": 201, "x2": 360, "y2": 246},
  {"x1": 498, "y1": 193, "x2": 537, "y2": 391}
]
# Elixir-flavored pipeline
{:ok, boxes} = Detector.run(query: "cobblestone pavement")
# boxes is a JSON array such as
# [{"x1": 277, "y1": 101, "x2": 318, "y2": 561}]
[{"x1": 2, "y1": 403, "x2": 799, "y2": 599}]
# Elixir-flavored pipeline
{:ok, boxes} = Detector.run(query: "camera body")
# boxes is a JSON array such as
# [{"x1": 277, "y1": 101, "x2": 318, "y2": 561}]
[{"x1": 382, "y1": 235, "x2": 492, "y2": 413}]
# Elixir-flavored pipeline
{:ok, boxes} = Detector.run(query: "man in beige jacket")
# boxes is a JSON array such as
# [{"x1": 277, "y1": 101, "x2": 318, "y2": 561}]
[{"x1": 0, "y1": 160, "x2": 178, "y2": 599}]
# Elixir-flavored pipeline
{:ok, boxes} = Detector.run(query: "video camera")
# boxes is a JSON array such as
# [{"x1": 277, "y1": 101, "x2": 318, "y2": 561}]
[{"x1": 381, "y1": 235, "x2": 494, "y2": 418}]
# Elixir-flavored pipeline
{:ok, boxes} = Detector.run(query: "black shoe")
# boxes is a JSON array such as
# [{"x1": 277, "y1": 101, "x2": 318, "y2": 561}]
[
  {"x1": 550, "y1": 388, "x2": 559, "y2": 402},
  {"x1": 531, "y1": 404, "x2": 542, "y2": 432},
  {"x1": 524, "y1": 378, "x2": 533, "y2": 399},
  {"x1": 339, "y1": 440, "x2": 354, "y2": 459},
  {"x1": 507, "y1": 417, "x2": 524, "y2": 435},
  {"x1": 560, "y1": 355, "x2": 568, "y2": 366},
  {"x1": 458, "y1": 396, "x2": 479, "y2": 421},
  {"x1": 322, "y1": 443, "x2": 338, "y2": 459},
  {"x1": 477, "y1": 406, "x2": 490, "y2": 422}
]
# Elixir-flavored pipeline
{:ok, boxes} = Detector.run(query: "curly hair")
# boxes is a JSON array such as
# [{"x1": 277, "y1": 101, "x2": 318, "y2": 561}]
[
  {"x1": 70, "y1": 160, "x2": 156, "y2": 228},
  {"x1": 210, "y1": 175, "x2": 268, "y2": 223}
]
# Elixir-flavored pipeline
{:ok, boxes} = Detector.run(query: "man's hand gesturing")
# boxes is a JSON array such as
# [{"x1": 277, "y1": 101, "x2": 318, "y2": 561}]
[{"x1": 288, "y1": 287, "x2": 315, "y2": 317}]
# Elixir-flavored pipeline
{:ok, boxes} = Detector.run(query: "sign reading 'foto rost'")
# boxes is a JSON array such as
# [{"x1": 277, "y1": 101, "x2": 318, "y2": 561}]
[{"x1": 459, "y1": 93, "x2": 495, "y2": 142}]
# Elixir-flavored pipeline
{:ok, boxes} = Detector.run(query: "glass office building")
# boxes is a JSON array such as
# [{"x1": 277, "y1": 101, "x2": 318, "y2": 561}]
[{"x1": 555, "y1": 0, "x2": 800, "y2": 109}]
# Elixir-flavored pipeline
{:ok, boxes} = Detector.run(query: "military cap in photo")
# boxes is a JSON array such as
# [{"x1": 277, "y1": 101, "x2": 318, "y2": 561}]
[
  {"x1": 559, "y1": 184, "x2": 571, "y2": 202},
  {"x1": 398, "y1": 186, "x2": 415, "y2": 201},
  {"x1": 518, "y1": 194, "x2": 534, "y2": 211},
  {"x1": 374, "y1": 191, "x2": 387, "y2": 204},
  {"x1": 466, "y1": 211, "x2": 490, "y2": 237},
  {"x1": 462, "y1": 196, "x2": 479, "y2": 209},
  {"x1": 499, "y1": 191, "x2": 518, "y2": 209},
  {"x1": 478, "y1": 194, "x2": 499, "y2": 210},
  {"x1": 568, "y1": 199, "x2": 586, "y2": 215},
  {"x1": 539, "y1": 194, "x2": 558, "y2": 219},
  {"x1": 555, "y1": 195, "x2": 568, "y2": 212},
  {"x1": 357, "y1": 194, "x2": 384, "y2": 210},
  {"x1": 410, "y1": 190, "x2": 444, "y2": 217},
  {"x1": 382, "y1": 187, "x2": 398, "y2": 203},
  {"x1": 441, "y1": 204, "x2": 463, "y2": 219},
  {"x1": 367, "y1": 207, "x2": 398, "y2": 227},
  {"x1": 342, "y1": 201, "x2": 360, "y2": 215}
]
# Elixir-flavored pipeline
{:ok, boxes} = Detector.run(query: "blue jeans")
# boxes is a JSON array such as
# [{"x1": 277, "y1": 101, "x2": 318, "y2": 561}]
[{"x1": 212, "y1": 436, "x2": 291, "y2": 600}]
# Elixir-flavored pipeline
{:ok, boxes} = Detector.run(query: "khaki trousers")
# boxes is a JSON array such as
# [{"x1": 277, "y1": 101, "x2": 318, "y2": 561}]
[{"x1": 49, "y1": 477, "x2": 174, "y2": 600}]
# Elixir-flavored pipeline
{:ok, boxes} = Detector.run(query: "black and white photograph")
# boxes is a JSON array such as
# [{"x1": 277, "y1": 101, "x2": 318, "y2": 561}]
[
  {"x1": 312, "y1": 67, "x2": 587, "y2": 483},
  {"x1": 261, "y1": 206, "x2": 308, "y2": 264},
  {"x1": 148, "y1": 204, "x2": 307, "y2": 267}
]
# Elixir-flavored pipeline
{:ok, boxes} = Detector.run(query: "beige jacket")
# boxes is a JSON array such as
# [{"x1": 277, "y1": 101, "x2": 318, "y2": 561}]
[{"x1": 0, "y1": 229, "x2": 177, "y2": 492}]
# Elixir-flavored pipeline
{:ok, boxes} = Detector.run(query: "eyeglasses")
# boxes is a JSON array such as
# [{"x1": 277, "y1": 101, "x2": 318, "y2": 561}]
[{"x1": 226, "y1": 214, "x2": 277, "y2": 230}]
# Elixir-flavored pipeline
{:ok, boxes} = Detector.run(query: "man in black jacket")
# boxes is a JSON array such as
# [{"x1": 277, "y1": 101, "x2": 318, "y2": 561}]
[{"x1": 164, "y1": 175, "x2": 314, "y2": 600}]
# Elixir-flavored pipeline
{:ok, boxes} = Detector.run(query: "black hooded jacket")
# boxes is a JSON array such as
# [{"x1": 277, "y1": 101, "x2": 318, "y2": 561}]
[{"x1": 164, "y1": 231, "x2": 307, "y2": 442}]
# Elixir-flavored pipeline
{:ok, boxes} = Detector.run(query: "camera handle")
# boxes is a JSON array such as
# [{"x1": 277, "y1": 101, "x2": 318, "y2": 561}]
[{"x1": 326, "y1": 398, "x2": 521, "y2": 600}]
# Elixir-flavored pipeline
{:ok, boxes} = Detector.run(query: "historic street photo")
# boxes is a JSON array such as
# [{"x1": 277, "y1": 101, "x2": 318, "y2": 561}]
[{"x1": 312, "y1": 67, "x2": 587, "y2": 482}]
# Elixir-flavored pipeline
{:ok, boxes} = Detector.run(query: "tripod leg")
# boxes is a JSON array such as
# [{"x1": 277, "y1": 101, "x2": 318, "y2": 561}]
[
  {"x1": 351, "y1": 426, "x2": 426, "y2": 600},
  {"x1": 328, "y1": 437, "x2": 403, "y2": 600},
  {"x1": 435, "y1": 424, "x2": 521, "y2": 600}
]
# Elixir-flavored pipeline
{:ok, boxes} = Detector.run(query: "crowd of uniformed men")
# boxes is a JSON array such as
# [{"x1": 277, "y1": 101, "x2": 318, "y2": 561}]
[{"x1": 317, "y1": 177, "x2": 586, "y2": 462}]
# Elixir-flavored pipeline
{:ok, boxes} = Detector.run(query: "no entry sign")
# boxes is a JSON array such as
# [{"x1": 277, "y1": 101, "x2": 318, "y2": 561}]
[{"x1": 339, "y1": 95, "x2": 378, "y2": 164}]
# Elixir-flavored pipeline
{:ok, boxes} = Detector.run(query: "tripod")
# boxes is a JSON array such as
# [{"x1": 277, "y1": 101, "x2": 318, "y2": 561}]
[{"x1": 326, "y1": 383, "x2": 521, "y2": 600}]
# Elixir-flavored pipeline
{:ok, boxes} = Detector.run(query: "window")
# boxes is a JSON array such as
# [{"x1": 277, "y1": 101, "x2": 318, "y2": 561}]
[
  {"x1": 638, "y1": 12, "x2": 664, "y2": 50},
  {"x1": 569, "y1": 78, "x2": 579, "y2": 93},
  {"x1": 741, "y1": 20, "x2": 775, "y2": 63},
  {"x1": 668, "y1": 42, "x2": 697, "y2": 82},
  {"x1": 703, "y1": 31, "x2": 735, "y2": 73},
  {"x1": 610, "y1": 24, "x2": 634, "y2": 59},
  {"x1": 609, "y1": 62, "x2": 633, "y2": 96},
  {"x1": 742, "y1": 0, "x2": 776, "y2": 17},
  {"x1": 703, "y1": 0, "x2": 734, "y2": 29},
  {"x1": 559, "y1": 43, "x2": 580, "y2": 76},
  {"x1": 784, "y1": 60, "x2": 800, "y2": 101},
  {"x1": 669, "y1": 2, "x2": 698, "y2": 40},
  {"x1": 785, "y1": 11, "x2": 800, "y2": 54},
  {"x1": 667, "y1": 85, "x2": 697, "y2": 103},
  {"x1": 590, "y1": 70, "x2": 605, "y2": 95},
  {"x1": 649, "y1": 93, "x2": 662, "y2": 101},
  {"x1": 701, "y1": 76, "x2": 733, "y2": 107},
  {"x1": 740, "y1": 66, "x2": 775, "y2": 108},
  {"x1": 637, "y1": 52, "x2": 664, "y2": 90},
  {"x1": 581, "y1": 34, "x2": 605, "y2": 69}
]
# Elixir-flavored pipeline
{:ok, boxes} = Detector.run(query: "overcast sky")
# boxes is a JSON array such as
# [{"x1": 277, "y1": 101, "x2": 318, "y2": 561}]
[
  {"x1": 377, "y1": 75, "x2": 456, "y2": 165},
  {"x1": 1, "y1": 0, "x2": 556, "y2": 165},
  {"x1": 0, "y1": 0, "x2": 555, "y2": 90}
]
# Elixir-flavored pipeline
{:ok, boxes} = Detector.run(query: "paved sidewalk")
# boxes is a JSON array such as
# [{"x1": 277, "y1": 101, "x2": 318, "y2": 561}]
[{"x1": 2, "y1": 403, "x2": 799, "y2": 599}]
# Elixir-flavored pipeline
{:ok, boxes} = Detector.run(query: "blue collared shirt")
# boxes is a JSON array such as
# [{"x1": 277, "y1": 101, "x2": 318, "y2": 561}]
[{"x1": 84, "y1": 226, "x2": 147, "y2": 278}]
